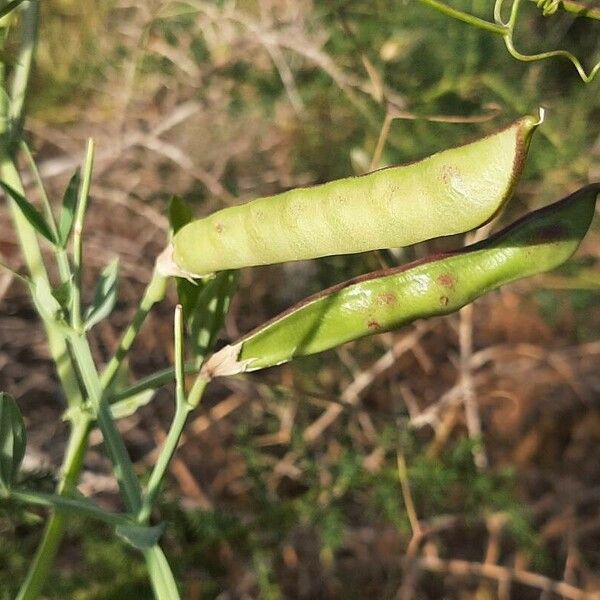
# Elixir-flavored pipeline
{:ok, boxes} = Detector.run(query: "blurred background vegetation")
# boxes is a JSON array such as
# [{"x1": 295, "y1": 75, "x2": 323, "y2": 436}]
[{"x1": 0, "y1": 0, "x2": 599, "y2": 597}]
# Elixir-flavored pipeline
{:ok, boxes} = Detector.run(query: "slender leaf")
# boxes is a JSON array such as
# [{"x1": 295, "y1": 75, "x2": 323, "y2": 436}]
[
  {"x1": 169, "y1": 195, "x2": 205, "y2": 317},
  {"x1": 188, "y1": 270, "x2": 238, "y2": 361},
  {"x1": 116, "y1": 522, "x2": 165, "y2": 551},
  {"x1": 84, "y1": 259, "x2": 119, "y2": 331},
  {"x1": 110, "y1": 389, "x2": 156, "y2": 420},
  {"x1": 57, "y1": 169, "x2": 81, "y2": 247},
  {"x1": 144, "y1": 545, "x2": 181, "y2": 599},
  {"x1": 1, "y1": 181, "x2": 57, "y2": 244},
  {"x1": 0, "y1": 392, "x2": 26, "y2": 495},
  {"x1": 168, "y1": 195, "x2": 193, "y2": 235},
  {"x1": 52, "y1": 278, "x2": 73, "y2": 310},
  {"x1": 31, "y1": 278, "x2": 63, "y2": 323}
]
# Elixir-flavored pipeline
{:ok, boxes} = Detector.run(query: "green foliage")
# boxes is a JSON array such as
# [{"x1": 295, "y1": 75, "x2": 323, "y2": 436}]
[
  {"x1": 58, "y1": 170, "x2": 81, "y2": 247},
  {"x1": 0, "y1": 392, "x2": 26, "y2": 496},
  {"x1": 0, "y1": 182, "x2": 57, "y2": 245},
  {"x1": 84, "y1": 259, "x2": 119, "y2": 331}
]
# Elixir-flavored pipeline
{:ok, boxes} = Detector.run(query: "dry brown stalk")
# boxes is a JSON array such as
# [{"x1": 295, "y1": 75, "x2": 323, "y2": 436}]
[
  {"x1": 303, "y1": 323, "x2": 432, "y2": 443},
  {"x1": 416, "y1": 555, "x2": 597, "y2": 600}
]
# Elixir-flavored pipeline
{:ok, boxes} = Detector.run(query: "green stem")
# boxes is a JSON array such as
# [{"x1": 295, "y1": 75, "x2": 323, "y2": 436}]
[
  {"x1": 16, "y1": 416, "x2": 91, "y2": 600},
  {"x1": 20, "y1": 140, "x2": 72, "y2": 283},
  {"x1": 137, "y1": 307, "x2": 194, "y2": 524},
  {"x1": 110, "y1": 362, "x2": 199, "y2": 403},
  {"x1": 137, "y1": 403, "x2": 190, "y2": 524},
  {"x1": 0, "y1": 5, "x2": 179, "y2": 597},
  {"x1": 0, "y1": 259, "x2": 29, "y2": 284},
  {"x1": 100, "y1": 269, "x2": 167, "y2": 391},
  {"x1": 136, "y1": 309, "x2": 209, "y2": 525},
  {"x1": 67, "y1": 335, "x2": 184, "y2": 600},
  {"x1": 144, "y1": 545, "x2": 181, "y2": 599},
  {"x1": 9, "y1": 0, "x2": 37, "y2": 143},
  {"x1": 417, "y1": 0, "x2": 508, "y2": 34},
  {"x1": 1, "y1": 164, "x2": 81, "y2": 408},
  {"x1": 71, "y1": 139, "x2": 94, "y2": 331},
  {"x1": 67, "y1": 333, "x2": 143, "y2": 512},
  {"x1": 561, "y1": 0, "x2": 600, "y2": 19}
]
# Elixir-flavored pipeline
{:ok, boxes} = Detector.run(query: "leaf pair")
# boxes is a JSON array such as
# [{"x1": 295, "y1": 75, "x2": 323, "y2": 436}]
[{"x1": 29, "y1": 258, "x2": 118, "y2": 331}]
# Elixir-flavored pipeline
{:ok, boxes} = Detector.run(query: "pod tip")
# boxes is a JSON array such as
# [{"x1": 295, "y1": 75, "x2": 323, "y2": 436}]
[{"x1": 537, "y1": 107, "x2": 546, "y2": 125}]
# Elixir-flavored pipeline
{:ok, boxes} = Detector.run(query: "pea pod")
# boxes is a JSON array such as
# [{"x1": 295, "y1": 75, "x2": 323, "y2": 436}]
[
  {"x1": 202, "y1": 184, "x2": 599, "y2": 377},
  {"x1": 163, "y1": 114, "x2": 542, "y2": 277}
]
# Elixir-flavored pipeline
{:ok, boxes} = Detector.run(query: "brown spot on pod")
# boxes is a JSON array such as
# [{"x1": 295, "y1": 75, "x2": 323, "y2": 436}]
[
  {"x1": 376, "y1": 292, "x2": 397, "y2": 306},
  {"x1": 215, "y1": 223, "x2": 224, "y2": 233},
  {"x1": 441, "y1": 164, "x2": 460, "y2": 185},
  {"x1": 367, "y1": 319, "x2": 381, "y2": 330},
  {"x1": 439, "y1": 296, "x2": 449, "y2": 306},
  {"x1": 436, "y1": 273, "x2": 456, "y2": 289}
]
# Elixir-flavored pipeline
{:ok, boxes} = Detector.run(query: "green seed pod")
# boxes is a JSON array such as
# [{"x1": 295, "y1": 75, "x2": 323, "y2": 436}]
[
  {"x1": 0, "y1": 392, "x2": 27, "y2": 496},
  {"x1": 202, "y1": 184, "x2": 599, "y2": 377},
  {"x1": 163, "y1": 114, "x2": 542, "y2": 278}
]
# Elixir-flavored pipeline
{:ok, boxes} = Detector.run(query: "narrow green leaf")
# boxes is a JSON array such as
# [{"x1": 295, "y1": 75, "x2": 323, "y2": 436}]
[
  {"x1": 84, "y1": 259, "x2": 119, "y2": 331},
  {"x1": 176, "y1": 277, "x2": 205, "y2": 324},
  {"x1": 52, "y1": 278, "x2": 74, "y2": 310},
  {"x1": 188, "y1": 270, "x2": 238, "y2": 361},
  {"x1": 31, "y1": 278, "x2": 63, "y2": 323},
  {"x1": 144, "y1": 545, "x2": 181, "y2": 599},
  {"x1": 168, "y1": 195, "x2": 193, "y2": 235},
  {"x1": 0, "y1": 260, "x2": 29, "y2": 285},
  {"x1": 110, "y1": 389, "x2": 156, "y2": 420},
  {"x1": 116, "y1": 522, "x2": 165, "y2": 551},
  {"x1": 169, "y1": 195, "x2": 206, "y2": 317},
  {"x1": 1, "y1": 181, "x2": 57, "y2": 245},
  {"x1": 0, "y1": 392, "x2": 26, "y2": 496},
  {"x1": 57, "y1": 169, "x2": 81, "y2": 247}
]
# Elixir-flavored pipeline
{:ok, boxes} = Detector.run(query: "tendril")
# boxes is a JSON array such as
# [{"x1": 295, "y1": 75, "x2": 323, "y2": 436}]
[
  {"x1": 536, "y1": 0, "x2": 560, "y2": 16},
  {"x1": 418, "y1": 0, "x2": 600, "y2": 83}
]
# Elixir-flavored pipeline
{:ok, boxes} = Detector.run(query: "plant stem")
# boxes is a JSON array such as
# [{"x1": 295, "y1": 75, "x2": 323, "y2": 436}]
[
  {"x1": 137, "y1": 403, "x2": 190, "y2": 523},
  {"x1": 16, "y1": 416, "x2": 91, "y2": 600},
  {"x1": 71, "y1": 139, "x2": 94, "y2": 331},
  {"x1": 144, "y1": 545, "x2": 181, "y2": 599},
  {"x1": 110, "y1": 362, "x2": 199, "y2": 402},
  {"x1": 100, "y1": 269, "x2": 167, "y2": 391},
  {"x1": 67, "y1": 333, "x2": 143, "y2": 512},
  {"x1": 69, "y1": 333, "x2": 183, "y2": 598},
  {"x1": 9, "y1": 0, "x2": 37, "y2": 143},
  {"x1": 417, "y1": 0, "x2": 508, "y2": 34},
  {"x1": 136, "y1": 309, "x2": 209, "y2": 527},
  {"x1": 137, "y1": 307, "x2": 195, "y2": 523},
  {"x1": 562, "y1": 0, "x2": 600, "y2": 19},
  {"x1": 20, "y1": 140, "x2": 72, "y2": 283}
]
